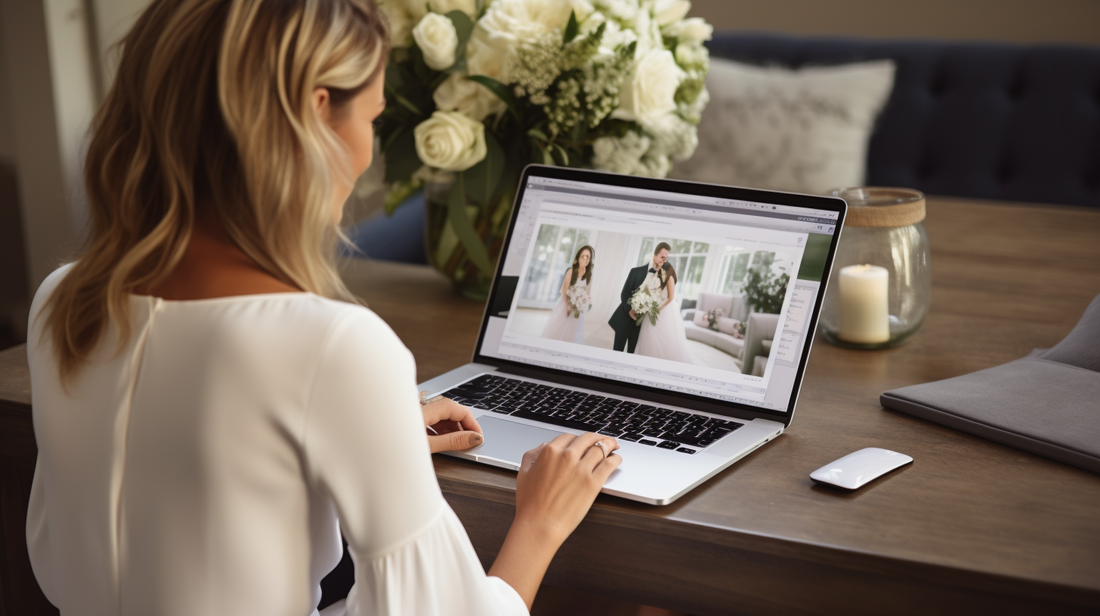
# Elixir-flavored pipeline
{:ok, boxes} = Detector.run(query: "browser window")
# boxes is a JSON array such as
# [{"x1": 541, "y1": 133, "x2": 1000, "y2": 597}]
[{"x1": 478, "y1": 176, "x2": 840, "y2": 413}]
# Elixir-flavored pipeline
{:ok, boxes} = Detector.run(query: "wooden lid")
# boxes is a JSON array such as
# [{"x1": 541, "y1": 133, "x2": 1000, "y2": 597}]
[{"x1": 833, "y1": 187, "x2": 926, "y2": 228}]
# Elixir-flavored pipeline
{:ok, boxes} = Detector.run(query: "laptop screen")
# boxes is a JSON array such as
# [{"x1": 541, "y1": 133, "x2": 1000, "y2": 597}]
[{"x1": 475, "y1": 166, "x2": 844, "y2": 420}]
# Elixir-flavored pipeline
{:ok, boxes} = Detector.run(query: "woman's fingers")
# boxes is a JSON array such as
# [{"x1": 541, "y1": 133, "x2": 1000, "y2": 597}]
[
  {"x1": 422, "y1": 397, "x2": 483, "y2": 434},
  {"x1": 594, "y1": 452, "x2": 624, "y2": 482},
  {"x1": 428, "y1": 429, "x2": 484, "y2": 454},
  {"x1": 579, "y1": 437, "x2": 620, "y2": 467}
]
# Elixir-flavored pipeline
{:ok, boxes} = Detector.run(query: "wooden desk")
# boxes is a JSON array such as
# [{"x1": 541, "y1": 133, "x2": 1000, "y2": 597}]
[{"x1": 3, "y1": 197, "x2": 1100, "y2": 615}]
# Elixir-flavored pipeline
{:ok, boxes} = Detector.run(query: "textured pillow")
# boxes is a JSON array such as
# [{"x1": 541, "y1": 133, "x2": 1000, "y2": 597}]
[
  {"x1": 717, "y1": 317, "x2": 743, "y2": 338},
  {"x1": 693, "y1": 312, "x2": 710, "y2": 328},
  {"x1": 672, "y1": 58, "x2": 896, "y2": 194}
]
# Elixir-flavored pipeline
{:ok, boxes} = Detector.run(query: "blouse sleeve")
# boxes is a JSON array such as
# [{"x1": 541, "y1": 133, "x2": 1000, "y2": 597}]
[{"x1": 303, "y1": 307, "x2": 527, "y2": 616}]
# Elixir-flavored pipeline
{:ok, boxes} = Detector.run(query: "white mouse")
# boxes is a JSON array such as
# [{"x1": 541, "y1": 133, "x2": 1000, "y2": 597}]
[{"x1": 810, "y1": 447, "x2": 913, "y2": 490}]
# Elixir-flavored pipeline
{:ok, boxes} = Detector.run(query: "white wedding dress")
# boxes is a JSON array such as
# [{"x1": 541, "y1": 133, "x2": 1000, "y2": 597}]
[
  {"x1": 635, "y1": 285, "x2": 695, "y2": 364},
  {"x1": 541, "y1": 280, "x2": 589, "y2": 344}
]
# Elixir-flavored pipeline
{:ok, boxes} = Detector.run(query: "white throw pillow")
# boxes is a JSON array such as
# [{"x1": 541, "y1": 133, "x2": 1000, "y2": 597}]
[
  {"x1": 693, "y1": 312, "x2": 710, "y2": 328},
  {"x1": 716, "y1": 317, "x2": 743, "y2": 337},
  {"x1": 672, "y1": 58, "x2": 896, "y2": 195}
]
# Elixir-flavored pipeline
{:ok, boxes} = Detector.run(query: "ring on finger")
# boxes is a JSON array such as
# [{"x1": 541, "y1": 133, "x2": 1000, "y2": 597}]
[{"x1": 591, "y1": 440, "x2": 609, "y2": 457}]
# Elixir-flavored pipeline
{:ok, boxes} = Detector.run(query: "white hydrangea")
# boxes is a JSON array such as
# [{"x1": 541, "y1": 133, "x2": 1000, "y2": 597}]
[
  {"x1": 592, "y1": 131, "x2": 671, "y2": 177},
  {"x1": 592, "y1": 131, "x2": 651, "y2": 175},
  {"x1": 648, "y1": 114, "x2": 698, "y2": 162}
]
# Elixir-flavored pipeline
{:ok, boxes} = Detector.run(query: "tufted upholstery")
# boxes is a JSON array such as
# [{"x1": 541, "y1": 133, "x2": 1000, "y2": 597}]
[{"x1": 709, "y1": 33, "x2": 1100, "y2": 208}]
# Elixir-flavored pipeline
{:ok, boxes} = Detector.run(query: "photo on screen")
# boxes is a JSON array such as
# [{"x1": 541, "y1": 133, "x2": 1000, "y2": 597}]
[{"x1": 506, "y1": 224, "x2": 800, "y2": 378}]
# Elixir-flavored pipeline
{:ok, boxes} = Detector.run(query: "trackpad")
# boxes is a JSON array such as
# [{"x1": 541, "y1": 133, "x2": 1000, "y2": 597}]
[{"x1": 470, "y1": 417, "x2": 568, "y2": 467}]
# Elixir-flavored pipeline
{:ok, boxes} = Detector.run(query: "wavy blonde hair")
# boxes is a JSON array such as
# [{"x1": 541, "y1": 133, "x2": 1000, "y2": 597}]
[{"x1": 45, "y1": 0, "x2": 388, "y2": 380}]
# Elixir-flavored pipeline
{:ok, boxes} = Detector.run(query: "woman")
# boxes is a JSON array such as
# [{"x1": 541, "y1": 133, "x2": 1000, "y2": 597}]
[
  {"x1": 541, "y1": 245, "x2": 594, "y2": 344},
  {"x1": 635, "y1": 262, "x2": 695, "y2": 364},
  {"x1": 25, "y1": 1, "x2": 620, "y2": 615}
]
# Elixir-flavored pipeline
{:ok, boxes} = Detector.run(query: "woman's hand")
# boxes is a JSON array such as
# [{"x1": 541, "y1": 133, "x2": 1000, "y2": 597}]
[
  {"x1": 488, "y1": 432, "x2": 621, "y2": 608},
  {"x1": 516, "y1": 432, "x2": 621, "y2": 545},
  {"x1": 420, "y1": 392, "x2": 483, "y2": 453}
]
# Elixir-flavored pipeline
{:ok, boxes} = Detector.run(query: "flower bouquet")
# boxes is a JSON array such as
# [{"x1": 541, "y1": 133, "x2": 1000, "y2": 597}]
[
  {"x1": 704, "y1": 306, "x2": 724, "y2": 331},
  {"x1": 567, "y1": 285, "x2": 592, "y2": 318},
  {"x1": 629, "y1": 275, "x2": 662, "y2": 326},
  {"x1": 376, "y1": 0, "x2": 713, "y2": 297}
]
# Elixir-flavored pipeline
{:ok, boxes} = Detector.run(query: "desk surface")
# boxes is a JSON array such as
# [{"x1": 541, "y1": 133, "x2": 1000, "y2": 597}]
[{"x1": 3, "y1": 197, "x2": 1100, "y2": 615}]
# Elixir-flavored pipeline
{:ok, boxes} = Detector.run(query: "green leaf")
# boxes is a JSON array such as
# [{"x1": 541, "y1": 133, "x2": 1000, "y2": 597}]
[
  {"x1": 526, "y1": 128, "x2": 549, "y2": 143},
  {"x1": 465, "y1": 75, "x2": 519, "y2": 121},
  {"x1": 445, "y1": 11, "x2": 475, "y2": 60},
  {"x1": 383, "y1": 129, "x2": 422, "y2": 184},
  {"x1": 552, "y1": 143, "x2": 570, "y2": 166},
  {"x1": 563, "y1": 10, "x2": 579, "y2": 45},
  {"x1": 448, "y1": 174, "x2": 494, "y2": 273},
  {"x1": 540, "y1": 146, "x2": 554, "y2": 166},
  {"x1": 463, "y1": 131, "x2": 505, "y2": 208}
]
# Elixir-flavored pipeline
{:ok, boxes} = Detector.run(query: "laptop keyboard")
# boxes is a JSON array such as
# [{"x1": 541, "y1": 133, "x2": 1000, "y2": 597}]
[{"x1": 440, "y1": 374, "x2": 743, "y2": 454}]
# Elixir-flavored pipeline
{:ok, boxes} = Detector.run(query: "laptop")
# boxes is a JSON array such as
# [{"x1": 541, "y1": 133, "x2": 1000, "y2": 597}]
[{"x1": 418, "y1": 165, "x2": 847, "y2": 505}]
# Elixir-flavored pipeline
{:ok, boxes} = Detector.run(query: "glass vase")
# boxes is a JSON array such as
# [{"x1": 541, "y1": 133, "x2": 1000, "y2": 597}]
[
  {"x1": 423, "y1": 180, "x2": 513, "y2": 302},
  {"x1": 819, "y1": 187, "x2": 931, "y2": 349}
]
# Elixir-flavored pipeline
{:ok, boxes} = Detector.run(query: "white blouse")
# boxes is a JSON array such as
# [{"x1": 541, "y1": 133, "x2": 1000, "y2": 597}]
[{"x1": 26, "y1": 265, "x2": 527, "y2": 616}]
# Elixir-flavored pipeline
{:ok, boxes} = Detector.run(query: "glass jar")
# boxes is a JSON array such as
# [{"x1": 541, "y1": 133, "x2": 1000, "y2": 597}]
[{"x1": 819, "y1": 187, "x2": 931, "y2": 349}]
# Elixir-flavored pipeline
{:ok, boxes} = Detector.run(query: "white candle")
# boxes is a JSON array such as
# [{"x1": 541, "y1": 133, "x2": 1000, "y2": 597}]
[{"x1": 838, "y1": 264, "x2": 890, "y2": 344}]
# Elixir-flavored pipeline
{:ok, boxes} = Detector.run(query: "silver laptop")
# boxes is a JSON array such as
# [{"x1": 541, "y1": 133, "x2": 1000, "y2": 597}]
[{"x1": 419, "y1": 165, "x2": 847, "y2": 505}]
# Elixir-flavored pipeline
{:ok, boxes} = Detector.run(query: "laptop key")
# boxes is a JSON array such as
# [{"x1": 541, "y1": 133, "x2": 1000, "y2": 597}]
[
  {"x1": 638, "y1": 439, "x2": 658, "y2": 446},
  {"x1": 676, "y1": 447, "x2": 697, "y2": 454},
  {"x1": 657, "y1": 441, "x2": 681, "y2": 449},
  {"x1": 619, "y1": 433, "x2": 642, "y2": 442},
  {"x1": 511, "y1": 409, "x2": 602, "y2": 433}
]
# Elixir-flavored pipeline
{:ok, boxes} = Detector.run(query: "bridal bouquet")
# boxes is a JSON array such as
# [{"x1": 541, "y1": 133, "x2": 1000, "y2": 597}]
[
  {"x1": 376, "y1": 0, "x2": 713, "y2": 281},
  {"x1": 629, "y1": 276, "x2": 662, "y2": 327},
  {"x1": 567, "y1": 285, "x2": 592, "y2": 318}
]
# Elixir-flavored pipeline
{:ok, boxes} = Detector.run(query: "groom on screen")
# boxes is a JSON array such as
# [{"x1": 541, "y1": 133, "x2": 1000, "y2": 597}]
[{"x1": 608, "y1": 242, "x2": 671, "y2": 353}]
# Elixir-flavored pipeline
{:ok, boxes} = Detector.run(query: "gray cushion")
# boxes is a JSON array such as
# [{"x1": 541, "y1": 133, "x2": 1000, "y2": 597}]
[{"x1": 881, "y1": 293, "x2": 1100, "y2": 474}]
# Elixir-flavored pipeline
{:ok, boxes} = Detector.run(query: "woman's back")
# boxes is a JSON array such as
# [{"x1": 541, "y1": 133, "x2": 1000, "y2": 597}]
[{"x1": 27, "y1": 265, "x2": 522, "y2": 616}]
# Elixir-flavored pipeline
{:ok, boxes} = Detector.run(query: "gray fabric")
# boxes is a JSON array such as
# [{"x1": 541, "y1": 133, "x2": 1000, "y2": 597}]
[
  {"x1": 741, "y1": 312, "x2": 780, "y2": 375},
  {"x1": 1035, "y1": 294, "x2": 1100, "y2": 372},
  {"x1": 881, "y1": 294, "x2": 1100, "y2": 474}
]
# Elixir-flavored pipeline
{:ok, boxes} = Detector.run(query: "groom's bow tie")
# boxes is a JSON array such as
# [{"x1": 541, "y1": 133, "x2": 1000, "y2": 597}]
[{"x1": 648, "y1": 267, "x2": 658, "y2": 274}]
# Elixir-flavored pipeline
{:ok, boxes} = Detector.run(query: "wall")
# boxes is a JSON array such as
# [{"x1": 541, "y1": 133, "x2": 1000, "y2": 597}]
[
  {"x1": 0, "y1": 0, "x2": 78, "y2": 298},
  {"x1": 691, "y1": 0, "x2": 1100, "y2": 46}
]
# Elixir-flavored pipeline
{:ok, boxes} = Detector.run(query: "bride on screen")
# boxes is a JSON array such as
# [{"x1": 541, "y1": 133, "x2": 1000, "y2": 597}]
[
  {"x1": 635, "y1": 262, "x2": 695, "y2": 363},
  {"x1": 542, "y1": 245, "x2": 594, "y2": 344}
]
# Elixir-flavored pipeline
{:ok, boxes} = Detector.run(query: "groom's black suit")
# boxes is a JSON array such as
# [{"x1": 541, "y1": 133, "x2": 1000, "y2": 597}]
[{"x1": 608, "y1": 264, "x2": 651, "y2": 353}]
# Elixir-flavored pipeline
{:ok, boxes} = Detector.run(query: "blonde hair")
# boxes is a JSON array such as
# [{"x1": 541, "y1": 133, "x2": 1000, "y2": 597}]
[{"x1": 45, "y1": 0, "x2": 389, "y2": 380}]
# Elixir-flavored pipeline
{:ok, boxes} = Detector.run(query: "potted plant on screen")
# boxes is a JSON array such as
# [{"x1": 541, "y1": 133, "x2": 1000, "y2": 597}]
[{"x1": 376, "y1": 0, "x2": 712, "y2": 299}]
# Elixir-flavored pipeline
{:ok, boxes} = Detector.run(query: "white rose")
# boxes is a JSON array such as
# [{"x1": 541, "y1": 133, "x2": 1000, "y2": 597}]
[
  {"x1": 612, "y1": 49, "x2": 685, "y2": 127},
  {"x1": 465, "y1": 28, "x2": 506, "y2": 81},
  {"x1": 379, "y1": 0, "x2": 417, "y2": 47},
  {"x1": 477, "y1": 0, "x2": 573, "y2": 45},
  {"x1": 652, "y1": 0, "x2": 691, "y2": 26},
  {"x1": 414, "y1": 111, "x2": 488, "y2": 171},
  {"x1": 664, "y1": 16, "x2": 712, "y2": 45},
  {"x1": 413, "y1": 13, "x2": 459, "y2": 70},
  {"x1": 433, "y1": 73, "x2": 506, "y2": 121}
]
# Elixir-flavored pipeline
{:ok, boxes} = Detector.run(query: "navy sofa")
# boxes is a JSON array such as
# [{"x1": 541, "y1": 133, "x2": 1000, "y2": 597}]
[{"x1": 353, "y1": 32, "x2": 1100, "y2": 262}]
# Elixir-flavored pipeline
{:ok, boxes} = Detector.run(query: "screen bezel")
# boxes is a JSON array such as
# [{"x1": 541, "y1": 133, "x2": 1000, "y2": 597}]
[{"x1": 472, "y1": 165, "x2": 848, "y2": 428}]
